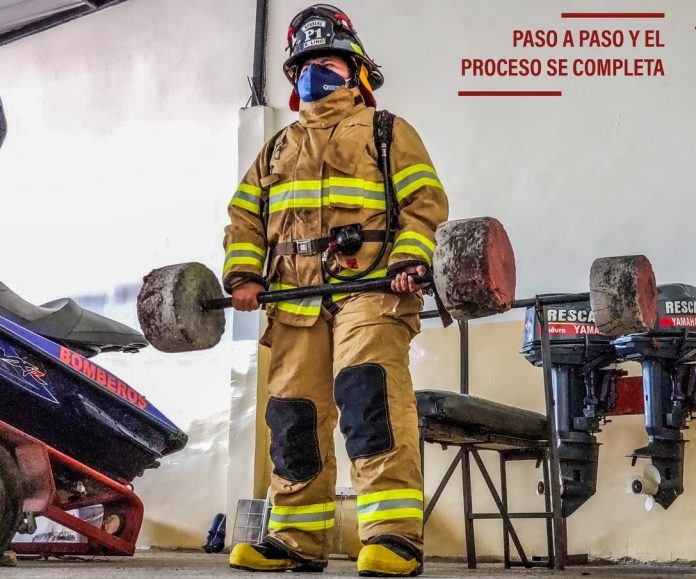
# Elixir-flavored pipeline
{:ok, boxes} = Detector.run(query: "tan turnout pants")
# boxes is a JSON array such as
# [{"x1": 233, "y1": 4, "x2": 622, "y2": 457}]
[{"x1": 262, "y1": 292, "x2": 424, "y2": 561}]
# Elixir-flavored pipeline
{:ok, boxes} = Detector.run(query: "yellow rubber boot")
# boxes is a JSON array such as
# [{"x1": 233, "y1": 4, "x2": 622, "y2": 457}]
[
  {"x1": 357, "y1": 538, "x2": 423, "y2": 577},
  {"x1": 229, "y1": 540, "x2": 326, "y2": 572}
]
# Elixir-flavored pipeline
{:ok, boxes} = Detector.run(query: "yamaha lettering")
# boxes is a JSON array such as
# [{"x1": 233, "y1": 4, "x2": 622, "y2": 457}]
[
  {"x1": 661, "y1": 316, "x2": 696, "y2": 328},
  {"x1": 550, "y1": 323, "x2": 601, "y2": 336}
]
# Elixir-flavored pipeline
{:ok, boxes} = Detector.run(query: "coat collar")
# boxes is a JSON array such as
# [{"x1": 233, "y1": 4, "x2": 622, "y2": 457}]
[{"x1": 299, "y1": 86, "x2": 366, "y2": 129}]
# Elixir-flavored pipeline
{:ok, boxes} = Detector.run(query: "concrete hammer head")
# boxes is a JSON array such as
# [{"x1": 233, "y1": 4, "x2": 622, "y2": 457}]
[{"x1": 433, "y1": 217, "x2": 517, "y2": 321}]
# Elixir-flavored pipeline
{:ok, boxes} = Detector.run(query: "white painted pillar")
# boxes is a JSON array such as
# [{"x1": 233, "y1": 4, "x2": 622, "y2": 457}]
[{"x1": 225, "y1": 105, "x2": 275, "y2": 544}]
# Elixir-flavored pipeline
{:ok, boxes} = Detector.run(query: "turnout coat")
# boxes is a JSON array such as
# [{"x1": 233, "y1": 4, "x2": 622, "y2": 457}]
[{"x1": 223, "y1": 86, "x2": 448, "y2": 327}]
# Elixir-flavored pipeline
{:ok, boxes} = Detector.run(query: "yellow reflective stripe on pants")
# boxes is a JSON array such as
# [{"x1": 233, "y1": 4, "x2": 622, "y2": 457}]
[
  {"x1": 391, "y1": 231, "x2": 435, "y2": 266},
  {"x1": 230, "y1": 184, "x2": 263, "y2": 216},
  {"x1": 269, "y1": 282, "x2": 322, "y2": 317},
  {"x1": 392, "y1": 163, "x2": 443, "y2": 202},
  {"x1": 268, "y1": 519, "x2": 335, "y2": 531},
  {"x1": 356, "y1": 489, "x2": 424, "y2": 524},
  {"x1": 357, "y1": 489, "x2": 423, "y2": 505},
  {"x1": 223, "y1": 243, "x2": 266, "y2": 275},
  {"x1": 269, "y1": 502, "x2": 336, "y2": 532}
]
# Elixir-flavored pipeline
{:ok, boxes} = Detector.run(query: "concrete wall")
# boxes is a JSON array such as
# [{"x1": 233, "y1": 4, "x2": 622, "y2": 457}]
[{"x1": 1, "y1": 0, "x2": 695, "y2": 561}]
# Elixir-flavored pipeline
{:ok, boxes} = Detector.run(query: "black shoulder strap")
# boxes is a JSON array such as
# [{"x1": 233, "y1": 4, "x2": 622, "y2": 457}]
[{"x1": 373, "y1": 110, "x2": 399, "y2": 220}]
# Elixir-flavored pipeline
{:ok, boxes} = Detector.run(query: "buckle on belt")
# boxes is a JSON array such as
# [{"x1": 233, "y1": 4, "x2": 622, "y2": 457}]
[{"x1": 294, "y1": 239, "x2": 319, "y2": 256}]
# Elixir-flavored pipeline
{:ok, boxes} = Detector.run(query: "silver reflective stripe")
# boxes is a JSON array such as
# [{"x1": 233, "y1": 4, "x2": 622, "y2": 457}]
[
  {"x1": 327, "y1": 186, "x2": 385, "y2": 202},
  {"x1": 233, "y1": 191, "x2": 262, "y2": 206},
  {"x1": 392, "y1": 238, "x2": 434, "y2": 261},
  {"x1": 269, "y1": 188, "x2": 323, "y2": 213},
  {"x1": 270, "y1": 512, "x2": 333, "y2": 524},
  {"x1": 269, "y1": 283, "x2": 323, "y2": 317},
  {"x1": 270, "y1": 188, "x2": 322, "y2": 203},
  {"x1": 356, "y1": 498, "x2": 423, "y2": 516},
  {"x1": 393, "y1": 170, "x2": 440, "y2": 195},
  {"x1": 268, "y1": 180, "x2": 387, "y2": 213},
  {"x1": 268, "y1": 502, "x2": 335, "y2": 531},
  {"x1": 225, "y1": 250, "x2": 264, "y2": 261}
]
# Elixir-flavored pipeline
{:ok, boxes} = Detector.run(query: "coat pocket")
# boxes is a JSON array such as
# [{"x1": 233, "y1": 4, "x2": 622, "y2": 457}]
[{"x1": 323, "y1": 125, "x2": 384, "y2": 211}]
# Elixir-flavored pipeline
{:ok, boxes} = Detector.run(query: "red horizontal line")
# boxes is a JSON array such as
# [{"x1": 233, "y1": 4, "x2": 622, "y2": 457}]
[
  {"x1": 561, "y1": 12, "x2": 665, "y2": 18},
  {"x1": 458, "y1": 91, "x2": 562, "y2": 97}
]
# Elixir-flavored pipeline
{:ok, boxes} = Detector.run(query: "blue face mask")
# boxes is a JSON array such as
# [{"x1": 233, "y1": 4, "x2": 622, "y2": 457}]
[{"x1": 297, "y1": 64, "x2": 346, "y2": 102}]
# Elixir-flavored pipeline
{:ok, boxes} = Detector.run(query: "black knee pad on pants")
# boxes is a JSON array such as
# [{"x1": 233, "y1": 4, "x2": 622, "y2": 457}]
[
  {"x1": 334, "y1": 363, "x2": 394, "y2": 460},
  {"x1": 265, "y1": 397, "x2": 321, "y2": 482}
]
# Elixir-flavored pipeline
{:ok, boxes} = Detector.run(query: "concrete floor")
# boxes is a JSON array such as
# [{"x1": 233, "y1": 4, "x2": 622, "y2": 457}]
[{"x1": 3, "y1": 552, "x2": 696, "y2": 578}]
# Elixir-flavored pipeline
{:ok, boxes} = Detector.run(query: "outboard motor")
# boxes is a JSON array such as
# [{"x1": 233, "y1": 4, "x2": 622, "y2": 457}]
[
  {"x1": 613, "y1": 284, "x2": 696, "y2": 510},
  {"x1": 521, "y1": 298, "x2": 624, "y2": 516}
]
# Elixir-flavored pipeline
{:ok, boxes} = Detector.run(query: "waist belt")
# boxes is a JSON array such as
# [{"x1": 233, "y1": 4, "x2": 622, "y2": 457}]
[{"x1": 273, "y1": 230, "x2": 394, "y2": 257}]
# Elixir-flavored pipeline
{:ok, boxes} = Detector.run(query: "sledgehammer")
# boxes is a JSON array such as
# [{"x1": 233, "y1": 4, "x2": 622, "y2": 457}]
[{"x1": 136, "y1": 217, "x2": 657, "y2": 353}]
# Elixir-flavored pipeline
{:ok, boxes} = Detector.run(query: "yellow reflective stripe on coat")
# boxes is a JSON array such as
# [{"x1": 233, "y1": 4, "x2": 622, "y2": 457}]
[
  {"x1": 392, "y1": 163, "x2": 443, "y2": 203},
  {"x1": 230, "y1": 183, "x2": 263, "y2": 216},
  {"x1": 269, "y1": 282, "x2": 322, "y2": 317},
  {"x1": 391, "y1": 231, "x2": 435, "y2": 266},
  {"x1": 329, "y1": 267, "x2": 389, "y2": 302},
  {"x1": 270, "y1": 180, "x2": 323, "y2": 195},
  {"x1": 269, "y1": 180, "x2": 323, "y2": 213},
  {"x1": 223, "y1": 242, "x2": 266, "y2": 274},
  {"x1": 268, "y1": 502, "x2": 336, "y2": 532},
  {"x1": 326, "y1": 177, "x2": 385, "y2": 209},
  {"x1": 356, "y1": 489, "x2": 424, "y2": 523},
  {"x1": 268, "y1": 178, "x2": 385, "y2": 213}
]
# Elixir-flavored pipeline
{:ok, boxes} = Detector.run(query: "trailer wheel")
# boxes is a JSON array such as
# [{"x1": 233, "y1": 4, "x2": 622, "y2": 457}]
[{"x1": 0, "y1": 445, "x2": 23, "y2": 553}]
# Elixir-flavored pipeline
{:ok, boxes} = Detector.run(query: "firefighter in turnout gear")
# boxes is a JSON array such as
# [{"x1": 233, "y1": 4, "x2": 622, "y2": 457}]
[{"x1": 225, "y1": 5, "x2": 448, "y2": 576}]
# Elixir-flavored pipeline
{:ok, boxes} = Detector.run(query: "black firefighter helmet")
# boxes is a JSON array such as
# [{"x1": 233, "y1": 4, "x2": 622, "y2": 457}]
[
  {"x1": 284, "y1": 4, "x2": 384, "y2": 111},
  {"x1": 0, "y1": 97, "x2": 6, "y2": 148}
]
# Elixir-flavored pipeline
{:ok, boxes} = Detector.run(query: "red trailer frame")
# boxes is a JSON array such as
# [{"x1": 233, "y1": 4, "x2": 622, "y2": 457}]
[{"x1": 0, "y1": 419, "x2": 143, "y2": 556}]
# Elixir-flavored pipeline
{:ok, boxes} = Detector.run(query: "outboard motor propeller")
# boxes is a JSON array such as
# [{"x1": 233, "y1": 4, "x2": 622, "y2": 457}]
[
  {"x1": 625, "y1": 464, "x2": 661, "y2": 511},
  {"x1": 521, "y1": 298, "x2": 624, "y2": 516},
  {"x1": 614, "y1": 284, "x2": 696, "y2": 510}
]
